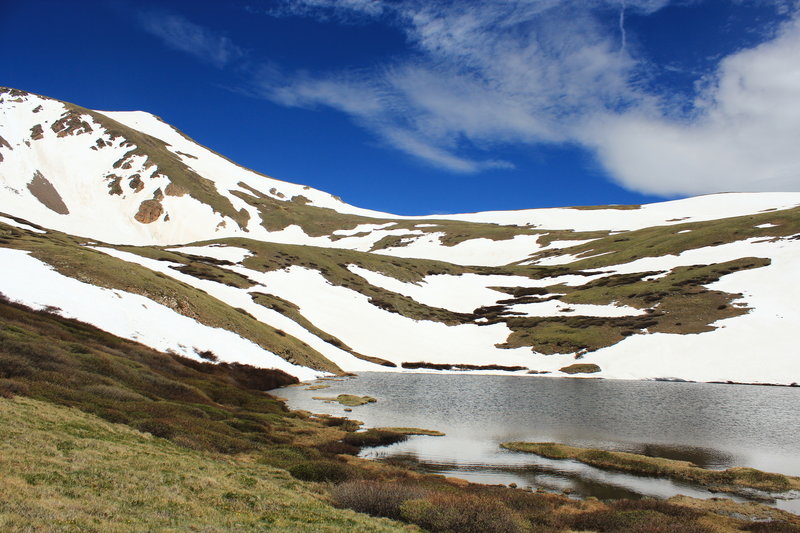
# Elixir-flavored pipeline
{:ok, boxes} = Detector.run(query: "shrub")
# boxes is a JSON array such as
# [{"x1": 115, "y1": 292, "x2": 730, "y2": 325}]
[
  {"x1": 0, "y1": 353, "x2": 35, "y2": 378},
  {"x1": 288, "y1": 460, "x2": 355, "y2": 483},
  {"x1": 400, "y1": 493, "x2": 527, "y2": 533},
  {"x1": 316, "y1": 440, "x2": 360, "y2": 455},
  {"x1": 343, "y1": 429, "x2": 407, "y2": 448},
  {"x1": 195, "y1": 349, "x2": 218, "y2": 362},
  {"x1": 744, "y1": 522, "x2": 800, "y2": 533},
  {"x1": 83, "y1": 384, "x2": 148, "y2": 402},
  {"x1": 332, "y1": 480, "x2": 428, "y2": 520},
  {"x1": 220, "y1": 362, "x2": 297, "y2": 391},
  {"x1": 567, "y1": 509, "x2": 711, "y2": 533},
  {"x1": 134, "y1": 419, "x2": 176, "y2": 439},
  {"x1": 318, "y1": 415, "x2": 361, "y2": 432},
  {"x1": 612, "y1": 498, "x2": 702, "y2": 519},
  {"x1": 258, "y1": 445, "x2": 316, "y2": 469},
  {"x1": 0, "y1": 378, "x2": 29, "y2": 398},
  {"x1": 559, "y1": 363, "x2": 601, "y2": 374}
]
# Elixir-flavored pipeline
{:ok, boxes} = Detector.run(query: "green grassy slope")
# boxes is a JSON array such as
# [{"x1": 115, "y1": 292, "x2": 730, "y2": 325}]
[{"x1": 0, "y1": 396, "x2": 415, "y2": 533}]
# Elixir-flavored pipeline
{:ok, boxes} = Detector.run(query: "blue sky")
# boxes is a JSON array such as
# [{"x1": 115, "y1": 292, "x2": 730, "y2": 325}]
[{"x1": 2, "y1": 0, "x2": 799, "y2": 215}]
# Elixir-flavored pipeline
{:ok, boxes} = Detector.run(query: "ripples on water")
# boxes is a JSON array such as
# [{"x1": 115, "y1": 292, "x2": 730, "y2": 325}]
[{"x1": 276, "y1": 373, "x2": 800, "y2": 513}]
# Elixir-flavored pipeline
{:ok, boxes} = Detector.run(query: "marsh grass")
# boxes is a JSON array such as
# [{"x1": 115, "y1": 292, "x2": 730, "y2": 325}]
[
  {"x1": 501, "y1": 442, "x2": 800, "y2": 494},
  {"x1": 558, "y1": 363, "x2": 602, "y2": 374},
  {"x1": 344, "y1": 429, "x2": 408, "y2": 448},
  {"x1": 313, "y1": 394, "x2": 377, "y2": 407},
  {"x1": 376, "y1": 427, "x2": 445, "y2": 436}
]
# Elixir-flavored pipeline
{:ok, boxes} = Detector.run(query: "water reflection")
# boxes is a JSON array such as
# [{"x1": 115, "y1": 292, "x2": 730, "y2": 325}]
[{"x1": 275, "y1": 372, "x2": 800, "y2": 513}]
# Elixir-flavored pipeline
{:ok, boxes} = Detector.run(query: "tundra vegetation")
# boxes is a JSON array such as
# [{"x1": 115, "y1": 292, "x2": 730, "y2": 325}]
[
  {"x1": 1, "y1": 297, "x2": 800, "y2": 532},
  {"x1": 500, "y1": 442, "x2": 800, "y2": 496},
  {"x1": 2, "y1": 203, "x2": 799, "y2": 367}
]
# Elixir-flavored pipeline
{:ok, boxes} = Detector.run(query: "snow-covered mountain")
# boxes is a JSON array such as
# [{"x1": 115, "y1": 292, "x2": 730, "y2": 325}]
[{"x1": 2, "y1": 87, "x2": 799, "y2": 385}]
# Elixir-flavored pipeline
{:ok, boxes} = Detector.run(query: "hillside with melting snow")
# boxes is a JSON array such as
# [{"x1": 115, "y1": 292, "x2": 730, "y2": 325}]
[{"x1": 1, "y1": 87, "x2": 799, "y2": 384}]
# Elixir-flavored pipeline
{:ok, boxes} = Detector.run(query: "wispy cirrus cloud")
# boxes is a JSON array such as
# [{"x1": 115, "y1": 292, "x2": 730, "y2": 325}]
[
  {"x1": 142, "y1": 1, "x2": 800, "y2": 194},
  {"x1": 138, "y1": 11, "x2": 243, "y2": 68},
  {"x1": 259, "y1": 0, "x2": 800, "y2": 193},
  {"x1": 253, "y1": 0, "x2": 653, "y2": 172}
]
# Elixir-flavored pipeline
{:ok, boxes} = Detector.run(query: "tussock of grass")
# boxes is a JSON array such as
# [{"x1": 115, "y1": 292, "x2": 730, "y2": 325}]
[
  {"x1": 558, "y1": 363, "x2": 601, "y2": 374},
  {"x1": 376, "y1": 427, "x2": 445, "y2": 436},
  {"x1": 313, "y1": 394, "x2": 377, "y2": 407},
  {"x1": 344, "y1": 429, "x2": 408, "y2": 448},
  {"x1": 500, "y1": 442, "x2": 800, "y2": 494}
]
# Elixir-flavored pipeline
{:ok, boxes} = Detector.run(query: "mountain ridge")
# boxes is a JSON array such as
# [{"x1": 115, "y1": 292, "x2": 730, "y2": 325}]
[{"x1": 1, "y1": 87, "x2": 799, "y2": 384}]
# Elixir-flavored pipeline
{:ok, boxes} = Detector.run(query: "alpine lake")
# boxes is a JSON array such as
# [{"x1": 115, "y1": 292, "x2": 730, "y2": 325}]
[{"x1": 275, "y1": 372, "x2": 800, "y2": 514}]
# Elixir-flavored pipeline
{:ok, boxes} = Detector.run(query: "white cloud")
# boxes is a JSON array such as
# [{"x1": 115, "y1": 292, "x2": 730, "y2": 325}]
[
  {"x1": 264, "y1": 0, "x2": 800, "y2": 193},
  {"x1": 256, "y1": 1, "x2": 642, "y2": 172},
  {"x1": 584, "y1": 16, "x2": 800, "y2": 194},
  {"x1": 139, "y1": 11, "x2": 242, "y2": 68},
  {"x1": 266, "y1": 0, "x2": 385, "y2": 18},
  {"x1": 144, "y1": 1, "x2": 800, "y2": 193}
]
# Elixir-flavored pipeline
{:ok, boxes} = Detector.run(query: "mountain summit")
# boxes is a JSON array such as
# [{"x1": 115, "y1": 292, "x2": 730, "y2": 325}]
[{"x1": 1, "y1": 87, "x2": 799, "y2": 384}]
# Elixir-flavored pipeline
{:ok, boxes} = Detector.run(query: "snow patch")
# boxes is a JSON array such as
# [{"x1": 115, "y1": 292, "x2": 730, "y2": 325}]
[
  {"x1": 167, "y1": 245, "x2": 252, "y2": 264},
  {"x1": 0, "y1": 215, "x2": 46, "y2": 233},
  {"x1": 0, "y1": 248, "x2": 319, "y2": 380},
  {"x1": 348, "y1": 266, "x2": 564, "y2": 313}
]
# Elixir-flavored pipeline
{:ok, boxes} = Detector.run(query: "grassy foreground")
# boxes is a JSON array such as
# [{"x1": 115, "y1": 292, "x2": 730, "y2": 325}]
[
  {"x1": 2, "y1": 298, "x2": 800, "y2": 531},
  {"x1": 501, "y1": 442, "x2": 800, "y2": 494},
  {"x1": 0, "y1": 397, "x2": 413, "y2": 532}
]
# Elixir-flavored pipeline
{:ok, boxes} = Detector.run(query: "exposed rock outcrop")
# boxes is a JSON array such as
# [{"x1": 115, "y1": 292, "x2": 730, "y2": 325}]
[
  {"x1": 27, "y1": 171, "x2": 69, "y2": 214},
  {"x1": 134, "y1": 199, "x2": 164, "y2": 224}
]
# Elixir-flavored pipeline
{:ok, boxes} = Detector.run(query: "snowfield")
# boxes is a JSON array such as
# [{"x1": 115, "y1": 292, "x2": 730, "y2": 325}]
[
  {"x1": 0, "y1": 248, "x2": 321, "y2": 381},
  {"x1": 2, "y1": 88, "x2": 799, "y2": 384}
]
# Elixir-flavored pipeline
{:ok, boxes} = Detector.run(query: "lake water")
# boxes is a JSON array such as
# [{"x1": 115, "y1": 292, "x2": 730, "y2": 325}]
[{"x1": 275, "y1": 373, "x2": 800, "y2": 513}]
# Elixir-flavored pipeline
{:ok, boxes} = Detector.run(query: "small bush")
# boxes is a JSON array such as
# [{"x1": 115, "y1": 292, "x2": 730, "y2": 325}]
[
  {"x1": 612, "y1": 499, "x2": 703, "y2": 519},
  {"x1": 317, "y1": 415, "x2": 361, "y2": 432},
  {"x1": 744, "y1": 522, "x2": 800, "y2": 533},
  {"x1": 83, "y1": 384, "x2": 148, "y2": 402},
  {"x1": 134, "y1": 419, "x2": 176, "y2": 439},
  {"x1": 332, "y1": 480, "x2": 428, "y2": 520},
  {"x1": 0, "y1": 378, "x2": 30, "y2": 398},
  {"x1": 567, "y1": 509, "x2": 711, "y2": 533},
  {"x1": 258, "y1": 445, "x2": 316, "y2": 469},
  {"x1": 343, "y1": 429, "x2": 407, "y2": 448},
  {"x1": 400, "y1": 493, "x2": 527, "y2": 533},
  {"x1": 0, "y1": 353, "x2": 36, "y2": 378},
  {"x1": 288, "y1": 460, "x2": 355, "y2": 483},
  {"x1": 559, "y1": 363, "x2": 601, "y2": 374},
  {"x1": 195, "y1": 348, "x2": 218, "y2": 362},
  {"x1": 317, "y1": 440, "x2": 360, "y2": 455}
]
